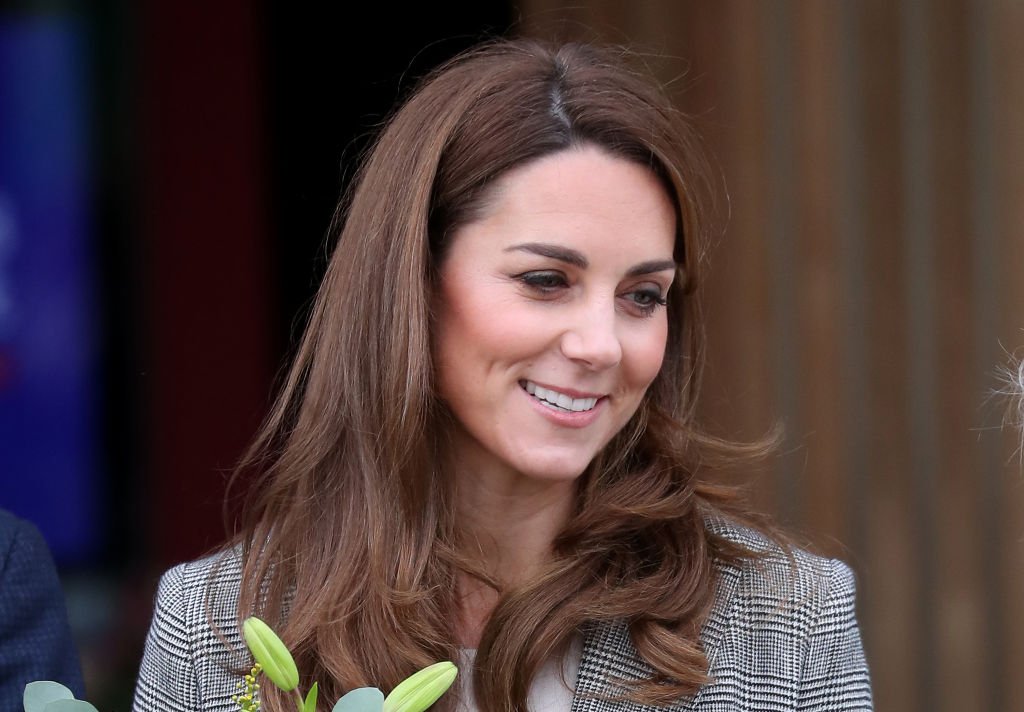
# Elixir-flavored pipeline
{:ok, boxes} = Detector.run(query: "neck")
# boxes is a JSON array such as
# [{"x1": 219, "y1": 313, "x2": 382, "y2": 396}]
[
  {"x1": 451, "y1": 463, "x2": 577, "y2": 647},
  {"x1": 456, "y1": 473, "x2": 575, "y2": 580}
]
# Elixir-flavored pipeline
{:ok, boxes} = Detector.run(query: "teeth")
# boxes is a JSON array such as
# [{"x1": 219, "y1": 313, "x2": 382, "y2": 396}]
[{"x1": 521, "y1": 381, "x2": 599, "y2": 412}]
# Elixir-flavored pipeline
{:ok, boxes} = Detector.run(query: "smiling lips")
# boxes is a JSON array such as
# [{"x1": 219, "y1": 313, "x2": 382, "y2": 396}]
[{"x1": 521, "y1": 380, "x2": 602, "y2": 412}]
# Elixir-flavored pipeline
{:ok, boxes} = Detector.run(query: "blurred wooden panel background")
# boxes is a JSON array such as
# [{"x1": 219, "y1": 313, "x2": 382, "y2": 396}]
[{"x1": 518, "y1": 2, "x2": 1024, "y2": 711}]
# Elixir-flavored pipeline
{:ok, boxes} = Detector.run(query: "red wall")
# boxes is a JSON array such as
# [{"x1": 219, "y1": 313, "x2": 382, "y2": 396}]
[{"x1": 139, "y1": 1, "x2": 273, "y2": 566}]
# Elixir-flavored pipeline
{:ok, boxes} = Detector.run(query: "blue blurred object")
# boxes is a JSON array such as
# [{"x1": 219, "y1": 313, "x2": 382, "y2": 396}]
[{"x1": 0, "y1": 14, "x2": 100, "y2": 565}]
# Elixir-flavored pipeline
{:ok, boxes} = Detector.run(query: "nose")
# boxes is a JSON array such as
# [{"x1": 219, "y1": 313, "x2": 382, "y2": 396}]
[{"x1": 559, "y1": 301, "x2": 622, "y2": 370}]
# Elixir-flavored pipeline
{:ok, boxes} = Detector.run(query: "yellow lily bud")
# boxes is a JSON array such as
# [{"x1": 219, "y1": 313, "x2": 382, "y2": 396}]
[
  {"x1": 242, "y1": 616, "x2": 300, "y2": 692},
  {"x1": 383, "y1": 662, "x2": 458, "y2": 712}
]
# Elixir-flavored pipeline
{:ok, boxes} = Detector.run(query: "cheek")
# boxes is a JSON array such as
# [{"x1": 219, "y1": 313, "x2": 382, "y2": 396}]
[
  {"x1": 433, "y1": 282, "x2": 535, "y2": 399},
  {"x1": 625, "y1": 320, "x2": 670, "y2": 389},
  {"x1": 436, "y1": 305, "x2": 524, "y2": 370},
  {"x1": 438, "y1": 281, "x2": 546, "y2": 363},
  {"x1": 435, "y1": 278, "x2": 491, "y2": 361}
]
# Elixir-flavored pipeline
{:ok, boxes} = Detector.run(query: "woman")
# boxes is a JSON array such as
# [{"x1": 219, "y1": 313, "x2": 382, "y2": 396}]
[{"x1": 133, "y1": 39, "x2": 872, "y2": 712}]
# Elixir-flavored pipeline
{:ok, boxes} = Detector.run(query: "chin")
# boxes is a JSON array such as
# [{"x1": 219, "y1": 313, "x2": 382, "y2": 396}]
[{"x1": 512, "y1": 453, "x2": 594, "y2": 483}]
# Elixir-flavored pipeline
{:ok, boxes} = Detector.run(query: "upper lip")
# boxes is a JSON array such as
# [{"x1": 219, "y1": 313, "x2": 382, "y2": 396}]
[{"x1": 520, "y1": 379, "x2": 607, "y2": 399}]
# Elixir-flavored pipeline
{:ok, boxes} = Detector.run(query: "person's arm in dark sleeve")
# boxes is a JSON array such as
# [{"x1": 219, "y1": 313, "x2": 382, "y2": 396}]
[{"x1": 0, "y1": 510, "x2": 85, "y2": 709}]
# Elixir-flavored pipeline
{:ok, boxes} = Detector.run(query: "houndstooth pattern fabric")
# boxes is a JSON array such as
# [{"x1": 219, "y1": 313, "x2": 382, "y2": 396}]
[{"x1": 132, "y1": 522, "x2": 872, "y2": 711}]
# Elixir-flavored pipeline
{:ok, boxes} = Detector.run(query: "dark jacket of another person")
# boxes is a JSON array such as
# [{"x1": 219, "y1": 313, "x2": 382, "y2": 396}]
[{"x1": 0, "y1": 508, "x2": 84, "y2": 709}]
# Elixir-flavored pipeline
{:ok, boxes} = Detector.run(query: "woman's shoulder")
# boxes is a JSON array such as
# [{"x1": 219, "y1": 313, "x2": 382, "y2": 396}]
[
  {"x1": 134, "y1": 547, "x2": 249, "y2": 711},
  {"x1": 148, "y1": 546, "x2": 246, "y2": 649},
  {"x1": 694, "y1": 519, "x2": 872, "y2": 708},
  {"x1": 703, "y1": 516, "x2": 861, "y2": 646},
  {"x1": 577, "y1": 520, "x2": 870, "y2": 709},
  {"x1": 156, "y1": 546, "x2": 244, "y2": 592}
]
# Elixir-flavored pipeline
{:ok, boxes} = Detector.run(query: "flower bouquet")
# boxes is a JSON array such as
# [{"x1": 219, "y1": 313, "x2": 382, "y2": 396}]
[{"x1": 24, "y1": 617, "x2": 458, "y2": 712}]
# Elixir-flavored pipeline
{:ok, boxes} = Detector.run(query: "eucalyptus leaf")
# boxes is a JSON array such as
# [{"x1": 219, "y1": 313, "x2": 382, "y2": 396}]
[
  {"x1": 332, "y1": 686, "x2": 385, "y2": 712},
  {"x1": 302, "y1": 682, "x2": 319, "y2": 712},
  {"x1": 24, "y1": 681, "x2": 74, "y2": 712},
  {"x1": 44, "y1": 701, "x2": 99, "y2": 712}
]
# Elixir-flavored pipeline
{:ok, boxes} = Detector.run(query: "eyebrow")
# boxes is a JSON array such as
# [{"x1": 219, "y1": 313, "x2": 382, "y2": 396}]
[
  {"x1": 505, "y1": 242, "x2": 588, "y2": 268},
  {"x1": 626, "y1": 259, "x2": 677, "y2": 277},
  {"x1": 504, "y1": 242, "x2": 677, "y2": 276}
]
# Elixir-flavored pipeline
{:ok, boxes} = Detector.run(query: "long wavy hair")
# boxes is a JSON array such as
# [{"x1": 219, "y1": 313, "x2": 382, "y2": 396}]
[{"x1": 226, "y1": 38, "x2": 777, "y2": 712}]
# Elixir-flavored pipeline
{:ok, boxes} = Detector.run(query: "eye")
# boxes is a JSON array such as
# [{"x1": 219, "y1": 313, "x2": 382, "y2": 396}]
[
  {"x1": 622, "y1": 287, "x2": 668, "y2": 317},
  {"x1": 515, "y1": 270, "x2": 569, "y2": 294}
]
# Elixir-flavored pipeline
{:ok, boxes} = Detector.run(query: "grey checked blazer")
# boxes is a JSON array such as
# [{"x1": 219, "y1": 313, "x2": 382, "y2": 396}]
[{"x1": 132, "y1": 523, "x2": 872, "y2": 711}]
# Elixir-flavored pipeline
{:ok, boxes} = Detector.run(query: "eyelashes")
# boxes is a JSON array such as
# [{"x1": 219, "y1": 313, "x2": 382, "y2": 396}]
[
  {"x1": 518, "y1": 271, "x2": 567, "y2": 292},
  {"x1": 513, "y1": 270, "x2": 668, "y2": 317},
  {"x1": 626, "y1": 289, "x2": 669, "y2": 314}
]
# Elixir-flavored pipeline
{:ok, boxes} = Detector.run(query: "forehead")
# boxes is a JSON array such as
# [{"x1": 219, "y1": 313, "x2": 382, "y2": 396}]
[{"x1": 449, "y1": 146, "x2": 677, "y2": 262}]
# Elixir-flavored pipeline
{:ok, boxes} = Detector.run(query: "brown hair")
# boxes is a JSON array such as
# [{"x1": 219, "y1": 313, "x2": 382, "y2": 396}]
[{"x1": 227, "y1": 38, "x2": 775, "y2": 712}]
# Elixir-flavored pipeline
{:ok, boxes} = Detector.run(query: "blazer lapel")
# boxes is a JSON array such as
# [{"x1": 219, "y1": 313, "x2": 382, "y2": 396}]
[{"x1": 568, "y1": 555, "x2": 743, "y2": 712}]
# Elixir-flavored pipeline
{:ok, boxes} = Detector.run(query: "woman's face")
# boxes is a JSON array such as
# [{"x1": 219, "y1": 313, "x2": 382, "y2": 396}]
[{"x1": 433, "y1": 145, "x2": 677, "y2": 489}]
